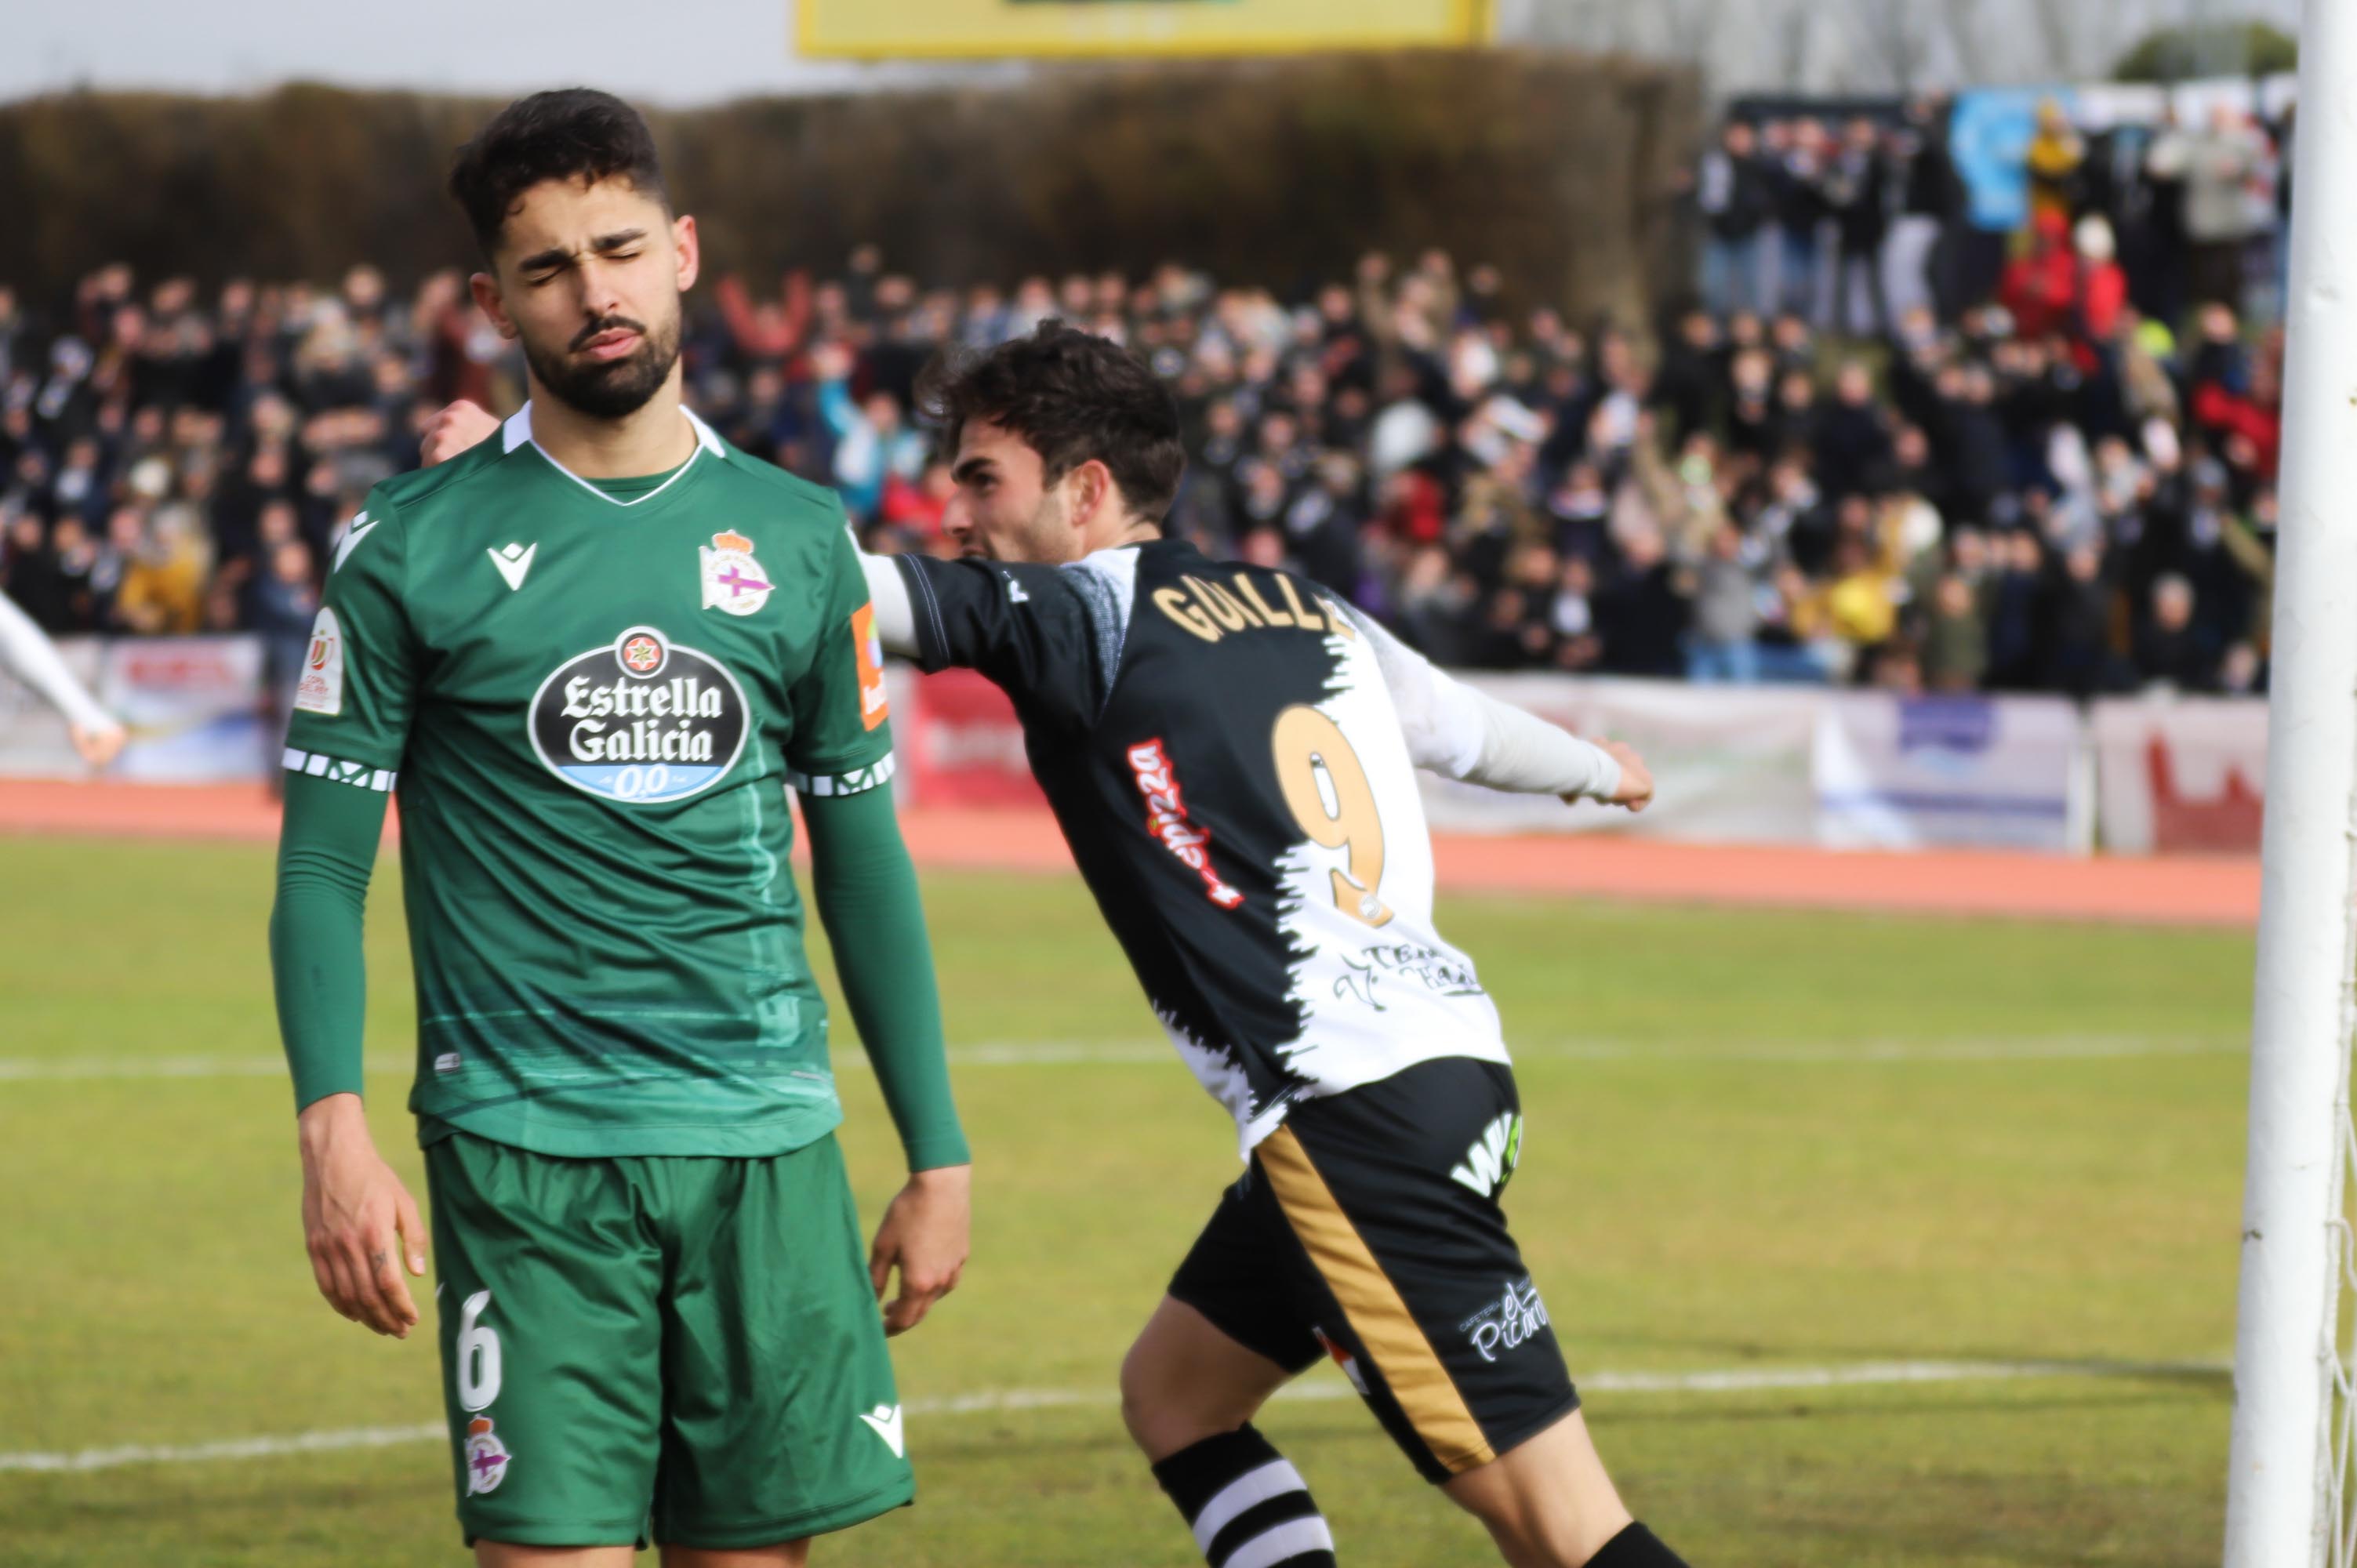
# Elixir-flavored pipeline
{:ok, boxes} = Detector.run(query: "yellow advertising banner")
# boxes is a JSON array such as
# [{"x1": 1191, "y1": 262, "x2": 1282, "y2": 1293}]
[{"x1": 798, "y1": 0, "x2": 1492, "y2": 59}]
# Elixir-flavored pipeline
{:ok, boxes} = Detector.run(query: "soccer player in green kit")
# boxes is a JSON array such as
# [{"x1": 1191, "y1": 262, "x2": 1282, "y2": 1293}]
[{"x1": 268, "y1": 89, "x2": 970, "y2": 1565}]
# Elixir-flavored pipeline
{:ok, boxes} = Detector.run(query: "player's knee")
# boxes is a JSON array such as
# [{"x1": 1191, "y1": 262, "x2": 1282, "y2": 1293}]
[
  {"x1": 1118, "y1": 1337, "x2": 1235, "y2": 1457},
  {"x1": 1117, "y1": 1337, "x2": 1171, "y2": 1450},
  {"x1": 1443, "y1": 1425, "x2": 1632, "y2": 1568}
]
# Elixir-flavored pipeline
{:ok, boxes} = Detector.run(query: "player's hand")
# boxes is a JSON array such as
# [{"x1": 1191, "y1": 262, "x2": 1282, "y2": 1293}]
[
  {"x1": 71, "y1": 722, "x2": 125, "y2": 769},
  {"x1": 420, "y1": 401, "x2": 499, "y2": 468},
  {"x1": 869, "y1": 1163, "x2": 970, "y2": 1337},
  {"x1": 1578, "y1": 740, "x2": 1654, "y2": 814},
  {"x1": 296, "y1": 1094, "x2": 430, "y2": 1338},
  {"x1": 810, "y1": 341, "x2": 855, "y2": 382}
]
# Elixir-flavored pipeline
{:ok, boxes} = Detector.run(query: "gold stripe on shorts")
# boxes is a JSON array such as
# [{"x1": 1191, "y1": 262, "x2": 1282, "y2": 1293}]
[{"x1": 1256, "y1": 1124, "x2": 1494, "y2": 1473}]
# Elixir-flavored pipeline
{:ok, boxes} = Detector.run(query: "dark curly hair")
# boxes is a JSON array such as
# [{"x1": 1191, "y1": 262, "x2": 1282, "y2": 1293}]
[
  {"x1": 449, "y1": 89, "x2": 668, "y2": 259},
  {"x1": 916, "y1": 321, "x2": 1186, "y2": 527}
]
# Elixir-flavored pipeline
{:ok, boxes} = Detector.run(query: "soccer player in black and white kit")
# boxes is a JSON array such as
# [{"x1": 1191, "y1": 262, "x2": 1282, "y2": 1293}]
[
  {"x1": 878, "y1": 325, "x2": 1687, "y2": 1568},
  {"x1": 423, "y1": 323, "x2": 1686, "y2": 1566},
  {"x1": 0, "y1": 588, "x2": 125, "y2": 768}
]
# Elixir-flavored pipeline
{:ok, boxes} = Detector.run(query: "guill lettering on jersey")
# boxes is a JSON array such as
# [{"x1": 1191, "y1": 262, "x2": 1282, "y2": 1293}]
[{"x1": 528, "y1": 626, "x2": 750, "y2": 804}]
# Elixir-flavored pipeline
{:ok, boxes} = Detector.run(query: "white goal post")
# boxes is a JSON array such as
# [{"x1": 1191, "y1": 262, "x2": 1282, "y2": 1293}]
[{"x1": 2223, "y1": 1, "x2": 2357, "y2": 1563}]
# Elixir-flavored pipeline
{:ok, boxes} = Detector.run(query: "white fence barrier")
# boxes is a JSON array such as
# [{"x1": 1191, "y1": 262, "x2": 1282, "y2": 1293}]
[
  {"x1": 0, "y1": 638, "x2": 2275, "y2": 857},
  {"x1": 1424, "y1": 679, "x2": 2094, "y2": 854},
  {"x1": 2090, "y1": 695, "x2": 2268, "y2": 856},
  {"x1": 0, "y1": 634, "x2": 274, "y2": 783}
]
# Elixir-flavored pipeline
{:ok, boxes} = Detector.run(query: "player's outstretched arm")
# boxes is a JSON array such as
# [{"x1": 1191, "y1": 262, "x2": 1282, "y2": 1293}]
[
  {"x1": 0, "y1": 588, "x2": 125, "y2": 767},
  {"x1": 1353, "y1": 608, "x2": 1653, "y2": 811},
  {"x1": 419, "y1": 400, "x2": 499, "y2": 467},
  {"x1": 272, "y1": 771, "x2": 429, "y2": 1338},
  {"x1": 804, "y1": 784, "x2": 972, "y2": 1335},
  {"x1": 856, "y1": 545, "x2": 923, "y2": 661}
]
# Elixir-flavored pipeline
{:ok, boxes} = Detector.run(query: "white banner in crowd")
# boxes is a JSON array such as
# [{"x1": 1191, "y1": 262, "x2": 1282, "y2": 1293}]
[
  {"x1": 1420, "y1": 677, "x2": 1821, "y2": 843},
  {"x1": 0, "y1": 638, "x2": 2277, "y2": 856},
  {"x1": 0, "y1": 634, "x2": 273, "y2": 783},
  {"x1": 1426, "y1": 678, "x2": 2092, "y2": 853},
  {"x1": 2090, "y1": 694, "x2": 2268, "y2": 856},
  {"x1": 1813, "y1": 692, "x2": 2090, "y2": 854},
  {"x1": 0, "y1": 636, "x2": 105, "y2": 778}
]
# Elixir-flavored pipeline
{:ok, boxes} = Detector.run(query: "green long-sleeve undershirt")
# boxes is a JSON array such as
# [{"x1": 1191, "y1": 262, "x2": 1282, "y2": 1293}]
[
  {"x1": 268, "y1": 771, "x2": 968, "y2": 1171},
  {"x1": 801, "y1": 785, "x2": 968, "y2": 1171}
]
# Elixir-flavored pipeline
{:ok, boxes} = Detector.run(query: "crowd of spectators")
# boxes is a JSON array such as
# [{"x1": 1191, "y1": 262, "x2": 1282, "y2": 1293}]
[{"x1": 0, "y1": 95, "x2": 2290, "y2": 699}]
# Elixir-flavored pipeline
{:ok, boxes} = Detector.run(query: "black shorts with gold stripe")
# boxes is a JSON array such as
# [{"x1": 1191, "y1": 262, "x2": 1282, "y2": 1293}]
[{"x1": 1168, "y1": 1055, "x2": 1575, "y2": 1484}]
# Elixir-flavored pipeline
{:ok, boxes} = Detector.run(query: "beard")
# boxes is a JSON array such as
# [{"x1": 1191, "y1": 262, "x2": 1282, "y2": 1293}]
[
  {"x1": 969, "y1": 489, "x2": 1081, "y2": 564},
  {"x1": 525, "y1": 309, "x2": 682, "y2": 420}
]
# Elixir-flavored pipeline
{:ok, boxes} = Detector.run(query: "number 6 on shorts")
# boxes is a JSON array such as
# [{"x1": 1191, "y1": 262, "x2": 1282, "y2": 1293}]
[{"x1": 456, "y1": 1289, "x2": 503, "y2": 1412}]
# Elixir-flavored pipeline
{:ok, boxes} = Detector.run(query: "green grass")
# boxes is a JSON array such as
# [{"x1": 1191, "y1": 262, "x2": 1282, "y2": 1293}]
[{"x1": 0, "y1": 836, "x2": 2258, "y2": 1566}]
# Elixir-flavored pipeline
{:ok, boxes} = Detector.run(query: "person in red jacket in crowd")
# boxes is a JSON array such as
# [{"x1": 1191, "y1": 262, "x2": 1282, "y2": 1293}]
[
  {"x1": 879, "y1": 459, "x2": 958, "y2": 544},
  {"x1": 2000, "y1": 210, "x2": 2130, "y2": 374},
  {"x1": 1382, "y1": 466, "x2": 1449, "y2": 545},
  {"x1": 1998, "y1": 209, "x2": 2079, "y2": 340},
  {"x1": 2072, "y1": 215, "x2": 2128, "y2": 345},
  {"x1": 2191, "y1": 312, "x2": 2283, "y2": 478}
]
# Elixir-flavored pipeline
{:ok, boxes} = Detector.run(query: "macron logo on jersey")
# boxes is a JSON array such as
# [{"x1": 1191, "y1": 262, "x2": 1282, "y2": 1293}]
[
  {"x1": 489, "y1": 542, "x2": 538, "y2": 591},
  {"x1": 856, "y1": 1404, "x2": 906, "y2": 1458},
  {"x1": 332, "y1": 512, "x2": 380, "y2": 574}
]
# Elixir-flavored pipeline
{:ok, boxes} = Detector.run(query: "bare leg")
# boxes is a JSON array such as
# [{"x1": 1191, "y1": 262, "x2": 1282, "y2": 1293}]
[
  {"x1": 662, "y1": 1544, "x2": 809, "y2": 1568},
  {"x1": 476, "y1": 1545, "x2": 637, "y2": 1568},
  {"x1": 1120, "y1": 1294, "x2": 1296, "y2": 1461},
  {"x1": 1440, "y1": 1410, "x2": 1635, "y2": 1568},
  {"x1": 1124, "y1": 1296, "x2": 1340, "y2": 1565}
]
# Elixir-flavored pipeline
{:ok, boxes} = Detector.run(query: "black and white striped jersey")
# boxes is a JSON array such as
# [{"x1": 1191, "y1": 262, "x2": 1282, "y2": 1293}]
[{"x1": 892, "y1": 539, "x2": 1509, "y2": 1153}]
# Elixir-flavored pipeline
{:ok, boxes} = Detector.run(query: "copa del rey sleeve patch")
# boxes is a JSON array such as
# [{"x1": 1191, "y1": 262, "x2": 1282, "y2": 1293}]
[
  {"x1": 853, "y1": 602, "x2": 890, "y2": 731},
  {"x1": 292, "y1": 607, "x2": 345, "y2": 716}
]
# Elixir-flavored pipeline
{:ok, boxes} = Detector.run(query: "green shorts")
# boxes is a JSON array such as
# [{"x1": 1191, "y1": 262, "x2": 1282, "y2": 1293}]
[{"x1": 425, "y1": 1131, "x2": 912, "y2": 1549}]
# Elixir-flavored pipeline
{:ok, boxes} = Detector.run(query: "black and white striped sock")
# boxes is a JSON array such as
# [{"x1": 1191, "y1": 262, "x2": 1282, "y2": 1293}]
[{"x1": 1150, "y1": 1425, "x2": 1338, "y2": 1568}]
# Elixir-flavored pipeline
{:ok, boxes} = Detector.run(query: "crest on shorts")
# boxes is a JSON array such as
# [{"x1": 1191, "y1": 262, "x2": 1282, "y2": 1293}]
[
  {"x1": 1312, "y1": 1326, "x2": 1370, "y2": 1397},
  {"x1": 700, "y1": 530, "x2": 773, "y2": 616},
  {"x1": 463, "y1": 1417, "x2": 511, "y2": 1495}
]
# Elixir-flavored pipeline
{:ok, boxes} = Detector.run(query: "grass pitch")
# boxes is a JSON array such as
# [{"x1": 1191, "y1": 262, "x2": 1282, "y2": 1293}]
[{"x1": 0, "y1": 834, "x2": 2255, "y2": 1566}]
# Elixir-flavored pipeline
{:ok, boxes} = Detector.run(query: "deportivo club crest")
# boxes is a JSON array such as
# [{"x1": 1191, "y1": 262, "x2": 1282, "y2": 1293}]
[
  {"x1": 463, "y1": 1417, "x2": 510, "y2": 1495},
  {"x1": 699, "y1": 530, "x2": 773, "y2": 616}
]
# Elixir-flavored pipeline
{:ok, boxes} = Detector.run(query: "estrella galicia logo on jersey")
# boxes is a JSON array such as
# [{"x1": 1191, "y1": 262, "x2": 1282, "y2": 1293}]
[{"x1": 528, "y1": 625, "x2": 750, "y2": 804}]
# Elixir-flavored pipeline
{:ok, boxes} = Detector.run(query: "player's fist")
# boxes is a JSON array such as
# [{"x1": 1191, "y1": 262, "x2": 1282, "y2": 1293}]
[
  {"x1": 1592, "y1": 740, "x2": 1654, "y2": 814},
  {"x1": 420, "y1": 401, "x2": 499, "y2": 468},
  {"x1": 71, "y1": 722, "x2": 125, "y2": 769}
]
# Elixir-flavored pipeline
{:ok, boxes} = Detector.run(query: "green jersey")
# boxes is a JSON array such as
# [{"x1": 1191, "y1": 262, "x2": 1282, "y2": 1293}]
[{"x1": 283, "y1": 405, "x2": 898, "y2": 1157}]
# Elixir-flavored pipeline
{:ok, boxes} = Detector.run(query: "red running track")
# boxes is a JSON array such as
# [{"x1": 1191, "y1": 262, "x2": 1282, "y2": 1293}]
[{"x1": 0, "y1": 780, "x2": 2261, "y2": 928}]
